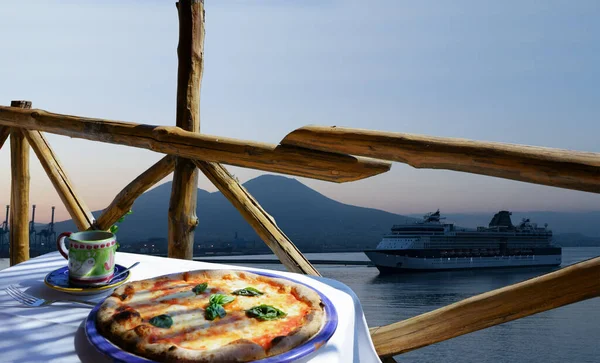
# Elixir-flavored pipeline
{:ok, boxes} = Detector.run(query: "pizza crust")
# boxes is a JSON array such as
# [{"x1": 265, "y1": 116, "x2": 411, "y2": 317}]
[
  {"x1": 164, "y1": 339, "x2": 266, "y2": 363},
  {"x1": 96, "y1": 269, "x2": 326, "y2": 362},
  {"x1": 268, "y1": 309, "x2": 324, "y2": 357}
]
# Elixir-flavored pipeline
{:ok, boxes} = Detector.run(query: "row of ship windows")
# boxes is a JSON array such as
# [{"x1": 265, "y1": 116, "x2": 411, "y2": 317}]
[
  {"x1": 385, "y1": 234, "x2": 550, "y2": 240},
  {"x1": 384, "y1": 238, "x2": 549, "y2": 243},
  {"x1": 389, "y1": 236, "x2": 551, "y2": 241},
  {"x1": 383, "y1": 240, "x2": 547, "y2": 245}
]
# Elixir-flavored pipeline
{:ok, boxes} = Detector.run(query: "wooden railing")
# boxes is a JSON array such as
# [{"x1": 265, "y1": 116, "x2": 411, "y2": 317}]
[
  {"x1": 1, "y1": 1, "x2": 598, "y2": 361},
  {"x1": 283, "y1": 126, "x2": 600, "y2": 193}
]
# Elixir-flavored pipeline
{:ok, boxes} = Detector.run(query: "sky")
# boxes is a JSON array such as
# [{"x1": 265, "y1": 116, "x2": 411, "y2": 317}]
[{"x1": 0, "y1": 0, "x2": 599, "y2": 223}]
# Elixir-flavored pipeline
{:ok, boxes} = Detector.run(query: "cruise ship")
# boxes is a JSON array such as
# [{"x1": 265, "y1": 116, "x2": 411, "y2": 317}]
[{"x1": 364, "y1": 210, "x2": 562, "y2": 273}]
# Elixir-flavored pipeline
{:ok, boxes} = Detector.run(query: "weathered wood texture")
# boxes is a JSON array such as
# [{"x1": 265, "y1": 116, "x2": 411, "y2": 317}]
[
  {"x1": 9, "y1": 100, "x2": 31, "y2": 265},
  {"x1": 168, "y1": 0, "x2": 204, "y2": 259},
  {"x1": 23, "y1": 130, "x2": 94, "y2": 231},
  {"x1": 0, "y1": 107, "x2": 390, "y2": 183},
  {"x1": 0, "y1": 126, "x2": 9, "y2": 149},
  {"x1": 369, "y1": 255, "x2": 600, "y2": 358},
  {"x1": 95, "y1": 155, "x2": 176, "y2": 231},
  {"x1": 282, "y1": 126, "x2": 600, "y2": 193},
  {"x1": 195, "y1": 160, "x2": 321, "y2": 276}
]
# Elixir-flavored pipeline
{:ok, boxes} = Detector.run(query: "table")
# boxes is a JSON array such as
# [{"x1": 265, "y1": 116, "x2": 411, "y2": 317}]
[{"x1": 0, "y1": 251, "x2": 381, "y2": 363}]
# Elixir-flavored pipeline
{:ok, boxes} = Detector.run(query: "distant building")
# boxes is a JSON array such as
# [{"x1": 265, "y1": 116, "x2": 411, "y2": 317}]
[{"x1": 121, "y1": 238, "x2": 167, "y2": 255}]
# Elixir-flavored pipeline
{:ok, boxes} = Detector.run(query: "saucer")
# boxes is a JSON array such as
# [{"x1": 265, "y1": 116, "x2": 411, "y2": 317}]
[{"x1": 44, "y1": 264, "x2": 131, "y2": 296}]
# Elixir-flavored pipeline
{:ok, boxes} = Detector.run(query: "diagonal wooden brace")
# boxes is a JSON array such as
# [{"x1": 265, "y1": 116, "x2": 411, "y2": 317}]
[
  {"x1": 0, "y1": 126, "x2": 9, "y2": 149},
  {"x1": 23, "y1": 130, "x2": 95, "y2": 231},
  {"x1": 194, "y1": 160, "x2": 321, "y2": 276},
  {"x1": 95, "y1": 155, "x2": 176, "y2": 231}
]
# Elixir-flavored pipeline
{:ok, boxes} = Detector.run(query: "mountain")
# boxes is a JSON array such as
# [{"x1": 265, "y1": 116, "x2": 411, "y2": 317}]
[
  {"x1": 51, "y1": 176, "x2": 600, "y2": 251},
  {"x1": 53, "y1": 175, "x2": 414, "y2": 252}
]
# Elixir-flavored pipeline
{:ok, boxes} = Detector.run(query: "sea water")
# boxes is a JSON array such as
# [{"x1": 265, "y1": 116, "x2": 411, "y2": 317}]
[{"x1": 251, "y1": 247, "x2": 600, "y2": 363}]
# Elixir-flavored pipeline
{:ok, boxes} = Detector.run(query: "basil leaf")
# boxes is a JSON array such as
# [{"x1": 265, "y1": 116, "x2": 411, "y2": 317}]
[
  {"x1": 232, "y1": 287, "x2": 264, "y2": 296},
  {"x1": 205, "y1": 304, "x2": 226, "y2": 321},
  {"x1": 246, "y1": 305, "x2": 287, "y2": 321},
  {"x1": 221, "y1": 296, "x2": 235, "y2": 305},
  {"x1": 149, "y1": 314, "x2": 173, "y2": 328},
  {"x1": 209, "y1": 293, "x2": 235, "y2": 306},
  {"x1": 192, "y1": 283, "x2": 208, "y2": 295}
]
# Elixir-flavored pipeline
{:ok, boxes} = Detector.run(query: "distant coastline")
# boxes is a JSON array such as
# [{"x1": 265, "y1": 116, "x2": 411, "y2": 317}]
[
  {"x1": 2, "y1": 248, "x2": 599, "y2": 270},
  {"x1": 2, "y1": 228, "x2": 600, "y2": 261},
  {"x1": 3, "y1": 177, "x2": 600, "y2": 261}
]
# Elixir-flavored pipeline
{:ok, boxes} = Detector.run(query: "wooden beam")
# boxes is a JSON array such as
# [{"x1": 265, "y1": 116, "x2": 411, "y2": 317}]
[
  {"x1": 369, "y1": 256, "x2": 600, "y2": 358},
  {"x1": 0, "y1": 126, "x2": 9, "y2": 149},
  {"x1": 0, "y1": 108, "x2": 390, "y2": 183},
  {"x1": 195, "y1": 160, "x2": 321, "y2": 276},
  {"x1": 168, "y1": 0, "x2": 204, "y2": 259},
  {"x1": 95, "y1": 155, "x2": 176, "y2": 230},
  {"x1": 282, "y1": 126, "x2": 600, "y2": 193},
  {"x1": 23, "y1": 130, "x2": 94, "y2": 231},
  {"x1": 9, "y1": 100, "x2": 31, "y2": 265}
]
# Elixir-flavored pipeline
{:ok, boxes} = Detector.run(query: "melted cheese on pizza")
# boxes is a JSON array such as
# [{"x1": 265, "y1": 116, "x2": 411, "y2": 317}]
[{"x1": 118, "y1": 272, "x2": 313, "y2": 351}]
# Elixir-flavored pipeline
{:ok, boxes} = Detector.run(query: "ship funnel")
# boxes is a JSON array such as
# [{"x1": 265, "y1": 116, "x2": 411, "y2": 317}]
[{"x1": 488, "y1": 211, "x2": 514, "y2": 229}]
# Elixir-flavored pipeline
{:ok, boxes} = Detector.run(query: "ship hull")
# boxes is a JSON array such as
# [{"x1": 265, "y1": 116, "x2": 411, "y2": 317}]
[{"x1": 365, "y1": 248, "x2": 562, "y2": 273}]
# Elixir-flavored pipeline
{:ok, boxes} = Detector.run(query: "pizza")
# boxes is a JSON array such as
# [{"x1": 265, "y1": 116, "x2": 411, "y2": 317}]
[{"x1": 96, "y1": 269, "x2": 326, "y2": 362}]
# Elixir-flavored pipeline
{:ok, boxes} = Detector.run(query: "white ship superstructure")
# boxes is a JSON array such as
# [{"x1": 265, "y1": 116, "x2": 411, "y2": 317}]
[{"x1": 364, "y1": 210, "x2": 562, "y2": 272}]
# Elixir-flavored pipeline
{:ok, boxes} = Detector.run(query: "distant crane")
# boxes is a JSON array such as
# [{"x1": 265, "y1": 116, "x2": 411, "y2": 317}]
[
  {"x1": 37, "y1": 206, "x2": 56, "y2": 249},
  {"x1": 29, "y1": 204, "x2": 37, "y2": 248},
  {"x1": 0, "y1": 205, "x2": 8, "y2": 251}
]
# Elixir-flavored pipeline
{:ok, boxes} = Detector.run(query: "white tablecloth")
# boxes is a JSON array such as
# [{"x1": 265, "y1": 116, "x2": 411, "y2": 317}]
[{"x1": 0, "y1": 252, "x2": 380, "y2": 363}]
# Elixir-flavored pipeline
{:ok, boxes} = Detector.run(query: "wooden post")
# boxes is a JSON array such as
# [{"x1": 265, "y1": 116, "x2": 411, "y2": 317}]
[
  {"x1": 168, "y1": 0, "x2": 204, "y2": 259},
  {"x1": 195, "y1": 160, "x2": 321, "y2": 276},
  {"x1": 95, "y1": 155, "x2": 176, "y2": 230},
  {"x1": 23, "y1": 130, "x2": 95, "y2": 230},
  {"x1": 9, "y1": 100, "x2": 31, "y2": 265}
]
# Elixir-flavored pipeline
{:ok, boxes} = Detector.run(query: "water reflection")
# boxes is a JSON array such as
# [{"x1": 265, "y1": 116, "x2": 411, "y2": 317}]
[{"x1": 316, "y1": 248, "x2": 599, "y2": 363}]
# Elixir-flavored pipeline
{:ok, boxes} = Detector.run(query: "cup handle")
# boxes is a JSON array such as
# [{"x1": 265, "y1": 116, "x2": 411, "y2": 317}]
[{"x1": 56, "y1": 232, "x2": 72, "y2": 260}]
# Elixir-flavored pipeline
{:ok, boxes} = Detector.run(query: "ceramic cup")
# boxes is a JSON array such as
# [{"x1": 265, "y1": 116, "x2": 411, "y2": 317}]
[{"x1": 56, "y1": 231, "x2": 117, "y2": 286}]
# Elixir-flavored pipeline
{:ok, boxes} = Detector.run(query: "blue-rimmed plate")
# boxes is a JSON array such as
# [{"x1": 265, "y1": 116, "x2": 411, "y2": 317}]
[
  {"x1": 44, "y1": 264, "x2": 131, "y2": 296},
  {"x1": 85, "y1": 269, "x2": 338, "y2": 363}
]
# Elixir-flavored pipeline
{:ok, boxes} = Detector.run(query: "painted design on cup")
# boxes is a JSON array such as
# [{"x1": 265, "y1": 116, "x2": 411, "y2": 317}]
[
  {"x1": 57, "y1": 231, "x2": 118, "y2": 286},
  {"x1": 104, "y1": 250, "x2": 115, "y2": 271}
]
